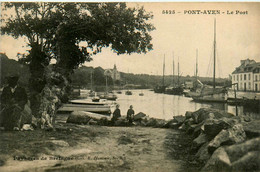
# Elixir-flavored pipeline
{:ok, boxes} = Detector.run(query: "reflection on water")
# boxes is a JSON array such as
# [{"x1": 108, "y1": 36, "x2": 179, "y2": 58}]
[{"x1": 114, "y1": 89, "x2": 259, "y2": 120}]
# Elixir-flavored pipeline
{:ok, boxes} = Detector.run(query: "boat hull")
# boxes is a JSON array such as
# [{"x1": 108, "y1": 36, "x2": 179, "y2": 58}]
[
  {"x1": 191, "y1": 92, "x2": 227, "y2": 103},
  {"x1": 58, "y1": 104, "x2": 111, "y2": 115}
]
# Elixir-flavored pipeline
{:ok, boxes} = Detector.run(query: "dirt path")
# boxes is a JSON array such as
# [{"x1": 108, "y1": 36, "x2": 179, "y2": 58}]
[{"x1": 0, "y1": 115, "x2": 191, "y2": 172}]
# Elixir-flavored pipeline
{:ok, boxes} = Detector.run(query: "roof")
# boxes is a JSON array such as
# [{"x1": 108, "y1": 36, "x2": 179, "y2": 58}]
[{"x1": 232, "y1": 62, "x2": 260, "y2": 74}]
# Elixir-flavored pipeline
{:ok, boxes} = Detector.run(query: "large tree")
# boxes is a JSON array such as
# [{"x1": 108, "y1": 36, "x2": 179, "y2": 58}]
[{"x1": 1, "y1": 2, "x2": 154, "y2": 98}]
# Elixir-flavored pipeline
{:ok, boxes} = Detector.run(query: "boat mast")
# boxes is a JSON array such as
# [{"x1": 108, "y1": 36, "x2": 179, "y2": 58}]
[
  {"x1": 178, "y1": 56, "x2": 180, "y2": 86},
  {"x1": 172, "y1": 52, "x2": 175, "y2": 86},
  {"x1": 196, "y1": 49, "x2": 198, "y2": 81},
  {"x1": 163, "y1": 54, "x2": 165, "y2": 86},
  {"x1": 213, "y1": 18, "x2": 216, "y2": 89},
  {"x1": 91, "y1": 70, "x2": 93, "y2": 91}
]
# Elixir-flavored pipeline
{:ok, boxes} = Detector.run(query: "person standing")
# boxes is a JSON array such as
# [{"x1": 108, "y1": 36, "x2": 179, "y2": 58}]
[{"x1": 127, "y1": 105, "x2": 135, "y2": 124}]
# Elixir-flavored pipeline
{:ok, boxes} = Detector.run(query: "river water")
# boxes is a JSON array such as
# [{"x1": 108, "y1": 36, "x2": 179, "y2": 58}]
[{"x1": 112, "y1": 89, "x2": 259, "y2": 120}]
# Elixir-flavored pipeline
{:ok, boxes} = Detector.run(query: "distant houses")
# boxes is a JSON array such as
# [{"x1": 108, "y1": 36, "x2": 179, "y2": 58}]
[
  {"x1": 104, "y1": 64, "x2": 121, "y2": 83},
  {"x1": 232, "y1": 59, "x2": 260, "y2": 92}
]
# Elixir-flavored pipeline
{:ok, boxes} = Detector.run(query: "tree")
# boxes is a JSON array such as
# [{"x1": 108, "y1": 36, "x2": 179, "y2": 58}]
[
  {"x1": 1, "y1": 2, "x2": 155, "y2": 117},
  {"x1": 1, "y1": 2, "x2": 154, "y2": 88}
]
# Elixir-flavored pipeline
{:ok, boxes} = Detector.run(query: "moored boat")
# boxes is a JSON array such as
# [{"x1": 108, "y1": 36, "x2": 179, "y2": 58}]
[
  {"x1": 191, "y1": 19, "x2": 227, "y2": 103},
  {"x1": 58, "y1": 99, "x2": 114, "y2": 115},
  {"x1": 125, "y1": 90, "x2": 132, "y2": 95}
]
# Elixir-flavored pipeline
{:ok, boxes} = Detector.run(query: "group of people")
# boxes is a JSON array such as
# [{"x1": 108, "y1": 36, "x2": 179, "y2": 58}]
[{"x1": 111, "y1": 104, "x2": 135, "y2": 124}]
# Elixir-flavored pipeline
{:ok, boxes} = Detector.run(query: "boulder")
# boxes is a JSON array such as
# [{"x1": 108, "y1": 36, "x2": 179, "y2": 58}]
[
  {"x1": 192, "y1": 133, "x2": 208, "y2": 150},
  {"x1": 208, "y1": 124, "x2": 246, "y2": 154},
  {"x1": 195, "y1": 142, "x2": 211, "y2": 162},
  {"x1": 146, "y1": 118, "x2": 158, "y2": 127},
  {"x1": 185, "y1": 111, "x2": 193, "y2": 119},
  {"x1": 198, "y1": 112, "x2": 215, "y2": 123},
  {"x1": 204, "y1": 118, "x2": 238, "y2": 140},
  {"x1": 98, "y1": 117, "x2": 109, "y2": 126},
  {"x1": 154, "y1": 119, "x2": 167, "y2": 128},
  {"x1": 88, "y1": 119, "x2": 98, "y2": 125},
  {"x1": 202, "y1": 147, "x2": 231, "y2": 172},
  {"x1": 172, "y1": 115, "x2": 186, "y2": 124},
  {"x1": 166, "y1": 121, "x2": 181, "y2": 129},
  {"x1": 66, "y1": 111, "x2": 91, "y2": 124},
  {"x1": 231, "y1": 151, "x2": 260, "y2": 172},
  {"x1": 133, "y1": 112, "x2": 146, "y2": 121},
  {"x1": 225, "y1": 137, "x2": 260, "y2": 163},
  {"x1": 114, "y1": 116, "x2": 129, "y2": 126},
  {"x1": 183, "y1": 118, "x2": 195, "y2": 133},
  {"x1": 191, "y1": 108, "x2": 233, "y2": 124},
  {"x1": 178, "y1": 122, "x2": 186, "y2": 131},
  {"x1": 192, "y1": 121, "x2": 205, "y2": 138},
  {"x1": 242, "y1": 120, "x2": 260, "y2": 138}
]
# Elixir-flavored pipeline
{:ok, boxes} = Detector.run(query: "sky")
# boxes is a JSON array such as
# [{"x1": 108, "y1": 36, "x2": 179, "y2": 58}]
[{"x1": 1, "y1": 2, "x2": 260, "y2": 78}]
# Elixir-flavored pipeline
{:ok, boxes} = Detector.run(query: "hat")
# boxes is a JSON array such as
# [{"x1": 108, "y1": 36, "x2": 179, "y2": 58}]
[{"x1": 130, "y1": 105, "x2": 133, "y2": 108}]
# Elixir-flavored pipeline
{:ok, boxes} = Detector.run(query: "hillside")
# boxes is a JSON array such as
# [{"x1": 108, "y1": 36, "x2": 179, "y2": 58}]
[{"x1": 72, "y1": 66, "x2": 231, "y2": 89}]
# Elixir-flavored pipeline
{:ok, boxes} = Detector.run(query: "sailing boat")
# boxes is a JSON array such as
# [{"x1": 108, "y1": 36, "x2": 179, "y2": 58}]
[
  {"x1": 154, "y1": 55, "x2": 166, "y2": 93},
  {"x1": 104, "y1": 74, "x2": 117, "y2": 100},
  {"x1": 125, "y1": 68, "x2": 133, "y2": 95},
  {"x1": 184, "y1": 49, "x2": 202, "y2": 97},
  {"x1": 165, "y1": 55, "x2": 184, "y2": 95},
  {"x1": 191, "y1": 19, "x2": 227, "y2": 103}
]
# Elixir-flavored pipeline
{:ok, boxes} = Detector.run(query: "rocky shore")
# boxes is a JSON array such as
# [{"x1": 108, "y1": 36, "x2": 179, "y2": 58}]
[{"x1": 67, "y1": 108, "x2": 260, "y2": 171}]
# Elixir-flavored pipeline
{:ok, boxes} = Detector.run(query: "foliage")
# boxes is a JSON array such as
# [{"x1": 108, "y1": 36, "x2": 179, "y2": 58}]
[{"x1": 1, "y1": 2, "x2": 155, "y2": 93}]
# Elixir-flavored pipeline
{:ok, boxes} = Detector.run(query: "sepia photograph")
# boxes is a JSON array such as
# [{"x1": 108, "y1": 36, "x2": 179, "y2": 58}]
[{"x1": 0, "y1": 1, "x2": 260, "y2": 172}]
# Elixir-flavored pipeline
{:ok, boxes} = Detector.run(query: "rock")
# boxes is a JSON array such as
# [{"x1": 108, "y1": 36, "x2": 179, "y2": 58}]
[
  {"x1": 225, "y1": 137, "x2": 260, "y2": 163},
  {"x1": 197, "y1": 112, "x2": 215, "y2": 124},
  {"x1": 231, "y1": 151, "x2": 260, "y2": 172},
  {"x1": 146, "y1": 118, "x2": 158, "y2": 127},
  {"x1": 192, "y1": 108, "x2": 233, "y2": 124},
  {"x1": 242, "y1": 120, "x2": 260, "y2": 138},
  {"x1": 202, "y1": 147, "x2": 231, "y2": 172},
  {"x1": 66, "y1": 111, "x2": 91, "y2": 124},
  {"x1": 98, "y1": 117, "x2": 109, "y2": 126},
  {"x1": 192, "y1": 133, "x2": 208, "y2": 150},
  {"x1": 241, "y1": 115, "x2": 252, "y2": 122},
  {"x1": 88, "y1": 119, "x2": 98, "y2": 125},
  {"x1": 154, "y1": 119, "x2": 167, "y2": 128},
  {"x1": 185, "y1": 111, "x2": 193, "y2": 119},
  {"x1": 114, "y1": 117, "x2": 129, "y2": 126},
  {"x1": 196, "y1": 142, "x2": 211, "y2": 162},
  {"x1": 133, "y1": 112, "x2": 146, "y2": 121},
  {"x1": 204, "y1": 118, "x2": 238, "y2": 140},
  {"x1": 192, "y1": 121, "x2": 205, "y2": 138},
  {"x1": 184, "y1": 118, "x2": 195, "y2": 133},
  {"x1": 172, "y1": 115, "x2": 185, "y2": 124},
  {"x1": 166, "y1": 119, "x2": 181, "y2": 129},
  {"x1": 178, "y1": 122, "x2": 186, "y2": 130},
  {"x1": 208, "y1": 124, "x2": 246, "y2": 154}
]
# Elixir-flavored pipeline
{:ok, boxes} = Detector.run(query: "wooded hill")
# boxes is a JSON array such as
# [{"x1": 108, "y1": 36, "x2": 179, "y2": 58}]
[{"x1": 0, "y1": 54, "x2": 231, "y2": 89}]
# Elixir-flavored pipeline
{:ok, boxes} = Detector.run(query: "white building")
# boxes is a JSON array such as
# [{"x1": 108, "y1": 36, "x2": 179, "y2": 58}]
[
  {"x1": 104, "y1": 64, "x2": 121, "y2": 81},
  {"x1": 231, "y1": 59, "x2": 260, "y2": 92}
]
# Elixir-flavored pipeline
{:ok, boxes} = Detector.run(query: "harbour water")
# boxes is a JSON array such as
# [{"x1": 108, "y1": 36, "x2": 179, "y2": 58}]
[{"x1": 111, "y1": 89, "x2": 259, "y2": 120}]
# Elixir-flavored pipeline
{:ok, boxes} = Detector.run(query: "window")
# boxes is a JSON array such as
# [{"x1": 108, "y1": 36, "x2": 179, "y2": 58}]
[
  {"x1": 237, "y1": 75, "x2": 239, "y2": 81},
  {"x1": 244, "y1": 74, "x2": 246, "y2": 80},
  {"x1": 240, "y1": 74, "x2": 242, "y2": 81},
  {"x1": 249, "y1": 74, "x2": 251, "y2": 80},
  {"x1": 256, "y1": 75, "x2": 258, "y2": 81},
  {"x1": 249, "y1": 82, "x2": 251, "y2": 90}
]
